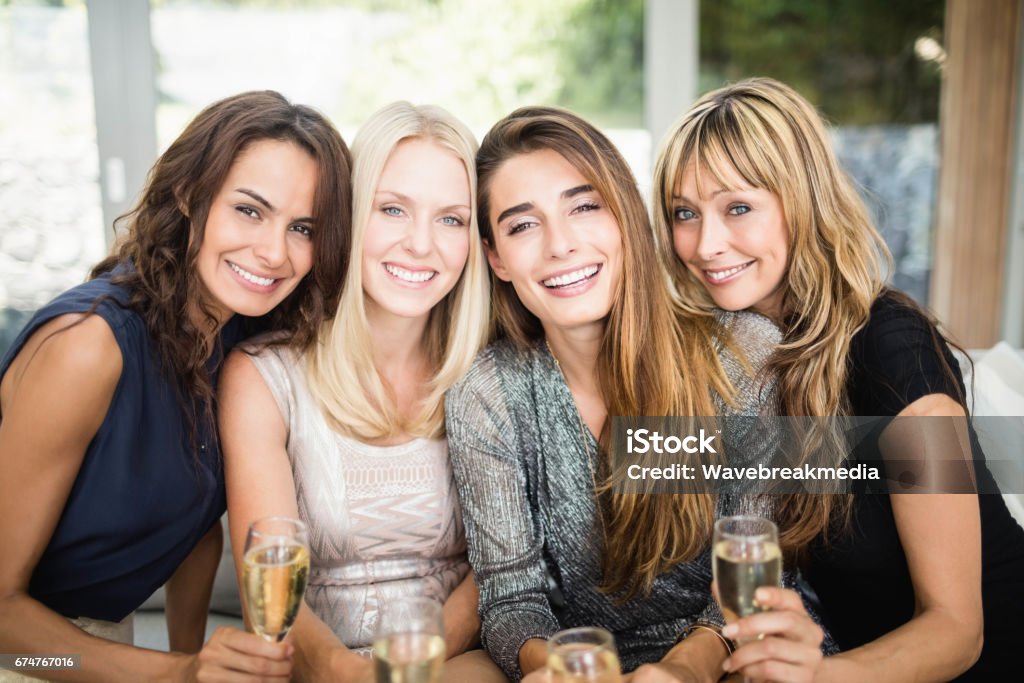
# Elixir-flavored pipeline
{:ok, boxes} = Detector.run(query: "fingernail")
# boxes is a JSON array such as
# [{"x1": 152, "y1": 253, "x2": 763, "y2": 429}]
[
  {"x1": 722, "y1": 658, "x2": 732, "y2": 672},
  {"x1": 755, "y1": 587, "x2": 769, "y2": 601},
  {"x1": 722, "y1": 624, "x2": 738, "y2": 639}
]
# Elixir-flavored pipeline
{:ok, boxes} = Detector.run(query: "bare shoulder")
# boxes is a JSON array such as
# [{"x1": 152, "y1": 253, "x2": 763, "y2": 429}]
[
  {"x1": 1, "y1": 313, "x2": 122, "y2": 413},
  {"x1": 219, "y1": 348, "x2": 273, "y2": 398},
  {"x1": 218, "y1": 347, "x2": 287, "y2": 445}
]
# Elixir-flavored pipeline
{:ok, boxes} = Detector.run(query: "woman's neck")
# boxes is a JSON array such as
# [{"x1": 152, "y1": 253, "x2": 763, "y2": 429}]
[
  {"x1": 543, "y1": 323, "x2": 607, "y2": 436},
  {"x1": 365, "y1": 302, "x2": 432, "y2": 430}
]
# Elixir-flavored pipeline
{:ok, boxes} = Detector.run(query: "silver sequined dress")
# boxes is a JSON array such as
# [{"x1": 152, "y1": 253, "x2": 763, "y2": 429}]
[{"x1": 445, "y1": 311, "x2": 831, "y2": 680}]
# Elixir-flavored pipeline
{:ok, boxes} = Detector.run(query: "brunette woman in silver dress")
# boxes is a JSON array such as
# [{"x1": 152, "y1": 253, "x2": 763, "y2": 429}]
[{"x1": 445, "y1": 107, "x2": 829, "y2": 683}]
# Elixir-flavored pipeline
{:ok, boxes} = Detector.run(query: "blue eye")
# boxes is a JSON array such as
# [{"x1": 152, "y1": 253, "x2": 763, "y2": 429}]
[
  {"x1": 441, "y1": 215, "x2": 466, "y2": 227},
  {"x1": 673, "y1": 207, "x2": 697, "y2": 221},
  {"x1": 728, "y1": 204, "x2": 751, "y2": 216},
  {"x1": 382, "y1": 206, "x2": 403, "y2": 217},
  {"x1": 290, "y1": 223, "x2": 313, "y2": 238}
]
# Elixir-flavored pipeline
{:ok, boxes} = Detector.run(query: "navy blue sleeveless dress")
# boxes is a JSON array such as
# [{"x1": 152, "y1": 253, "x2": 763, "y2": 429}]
[{"x1": 0, "y1": 268, "x2": 243, "y2": 621}]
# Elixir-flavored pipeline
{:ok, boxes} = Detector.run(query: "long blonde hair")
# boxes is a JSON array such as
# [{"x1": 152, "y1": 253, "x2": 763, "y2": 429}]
[
  {"x1": 477, "y1": 106, "x2": 734, "y2": 596},
  {"x1": 307, "y1": 102, "x2": 490, "y2": 440},
  {"x1": 653, "y1": 77, "x2": 891, "y2": 547}
]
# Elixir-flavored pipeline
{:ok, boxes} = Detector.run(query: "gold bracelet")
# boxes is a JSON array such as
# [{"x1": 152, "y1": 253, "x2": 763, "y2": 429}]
[{"x1": 679, "y1": 622, "x2": 735, "y2": 657}]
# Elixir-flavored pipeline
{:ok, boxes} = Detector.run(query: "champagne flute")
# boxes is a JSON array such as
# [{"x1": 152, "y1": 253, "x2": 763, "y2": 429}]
[
  {"x1": 373, "y1": 596, "x2": 446, "y2": 683},
  {"x1": 547, "y1": 626, "x2": 622, "y2": 683},
  {"x1": 713, "y1": 515, "x2": 781, "y2": 683},
  {"x1": 712, "y1": 515, "x2": 782, "y2": 626},
  {"x1": 242, "y1": 516, "x2": 310, "y2": 643}
]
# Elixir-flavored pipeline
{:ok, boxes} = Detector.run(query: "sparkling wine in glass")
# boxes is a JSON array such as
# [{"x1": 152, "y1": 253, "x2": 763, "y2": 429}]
[
  {"x1": 373, "y1": 596, "x2": 446, "y2": 683},
  {"x1": 712, "y1": 515, "x2": 782, "y2": 627},
  {"x1": 547, "y1": 626, "x2": 622, "y2": 683},
  {"x1": 242, "y1": 516, "x2": 310, "y2": 643}
]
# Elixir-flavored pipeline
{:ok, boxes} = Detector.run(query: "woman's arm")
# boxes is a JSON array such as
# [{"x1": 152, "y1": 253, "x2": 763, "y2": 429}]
[
  {"x1": 165, "y1": 521, "x2": 223, "y2": 653},
  {"x1": 445, "y1": 365, "x2": 562, "y2": 681},
  {"x1": 628, "y1": 628, "x2": 734, "y2": 683},
  {"x1": 815, "y1": 393, "x2": 982, "y2": 681},
  {"x1": 219, "y1": 351, "x2": 372, "y2": 683},
  {"x1": 724, "y1": 393, "x2": 982, "y2": 682},
  {"x1": 441, "y1": 571, "x2": 480, "y2": 658},
  {"x1": 0, "y1": 315, "x2": 292, "y2": 682},
  {"x1": 524, "y1": 628, "x2": 728, "y2": 683}
]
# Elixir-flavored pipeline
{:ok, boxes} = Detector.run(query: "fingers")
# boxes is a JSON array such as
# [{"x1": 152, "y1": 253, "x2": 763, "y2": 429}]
[
  {"x1": 194, "y1": 627, "x2": 294, "y2": 682},
  {"x1": 520, "y1": 668, "x2": 551, "y2": 683},
  {"x1": 209, "y1": 627, "x2": 294, "y2": 659},
  {"x1": 721, "y1": 588, "x2": 821, "y2": 646},
  {"x1": 719, "y1": 588, "x2": 823, "y2": 683},
  {"x1": 749, "y1": 586, "x2": 809, "y2": 614},
  {"x1": 729, "y1": 657, "x2": 818, "y2": 683},
  {"x1": 723, "y1": 611, "x2": 823, "y2": 647}
]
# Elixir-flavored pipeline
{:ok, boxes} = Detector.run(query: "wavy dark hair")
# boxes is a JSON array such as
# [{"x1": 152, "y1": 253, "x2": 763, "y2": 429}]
[{"x1": 90, "y1": 90, "x2": 353, "y2": 449}]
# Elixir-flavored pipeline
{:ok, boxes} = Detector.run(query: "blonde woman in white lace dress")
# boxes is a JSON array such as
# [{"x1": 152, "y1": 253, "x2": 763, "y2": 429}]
[{"x1": 219, "y1": 102, "x2": 504, "y2": 682}]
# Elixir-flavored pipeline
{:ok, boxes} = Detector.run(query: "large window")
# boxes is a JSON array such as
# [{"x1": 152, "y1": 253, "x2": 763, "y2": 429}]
[
  {"x1": 150, "y1": 0, "x2": 647, "y2": 167},
  {"x1": 0, "y1": 0, "x2": 104, "y2": 353}
]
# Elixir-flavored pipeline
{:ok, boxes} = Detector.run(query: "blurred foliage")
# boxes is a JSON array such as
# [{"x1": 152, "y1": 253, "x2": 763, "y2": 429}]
[
  {"x1": 150, "y1": 0, "x2": 644, "y2": 128},
  {"x1": 337, "y1": 0, "x2": 580, "y2": 128},
  {"x1": 556, "y1": 0, "x2": 645, "y2": 127},
  {"x1": 95, "y1": 0, "x2": 944, "y2": 128},
  {"x1": 700, "y1": 0, "x2": 946, "y2": 124}
]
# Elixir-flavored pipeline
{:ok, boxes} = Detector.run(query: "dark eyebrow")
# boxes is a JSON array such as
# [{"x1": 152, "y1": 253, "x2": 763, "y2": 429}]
[
  {"x1": 236, "y1": 188, "x2": 275, "y2": 212},
  {"x1": 563, "y1": 184, "x2": 594, "y2": 199},
  {"x1": 496, "y1": 184, "x2": 595, "y2": 225},
  {"x1": 237, "y1": 188, "x2": 314, "y2": 223},
  {"x1": 496, "y1": 201, "x2": 534, "y2": 225}
]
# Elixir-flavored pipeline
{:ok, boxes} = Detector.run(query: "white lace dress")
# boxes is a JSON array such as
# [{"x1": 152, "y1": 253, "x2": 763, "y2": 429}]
[{"x1": 247, "y1": 345, "x2": 469, "y2": 653}]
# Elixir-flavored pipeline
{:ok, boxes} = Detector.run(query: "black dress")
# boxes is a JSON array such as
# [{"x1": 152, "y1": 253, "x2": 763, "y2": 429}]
[{"x1": 803, "y1": 290, "x2": 1024, "y2": 680}]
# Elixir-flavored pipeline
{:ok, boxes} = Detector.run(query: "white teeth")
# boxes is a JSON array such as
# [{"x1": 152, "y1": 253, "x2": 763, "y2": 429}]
[
  {"x1": 385, "y1": 264, "x2": 436, "y2": 283},
  {"x1": 706, "y1": 262, "x2": 752, "y2": 281},
  {"x1": 229, "y1": 262, "x2": 275, "y2": 286},
  {"x1": 542, "y1": 265, "x2": 599, "y2": 288}
]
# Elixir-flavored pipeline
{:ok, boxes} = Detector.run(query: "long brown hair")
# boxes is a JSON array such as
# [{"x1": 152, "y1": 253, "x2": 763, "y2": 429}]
[
  {"x1": 477, "y1": 106, "x2": 733, "y2": 596},
  {"x1": 653, "y1": 78, "x2": 890, "y2": 548},
  {"x1": 91, "y1": 90, "x2": 353, "y2": 446}
]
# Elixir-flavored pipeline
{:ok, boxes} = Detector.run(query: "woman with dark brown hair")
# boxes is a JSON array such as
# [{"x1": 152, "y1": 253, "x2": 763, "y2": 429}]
[
  {"x1": 0, "y1": 90, "x2": 352, "y2": 681},
  {"x1": 444, "y1": 106, "x2": 822, "y2": 683}
]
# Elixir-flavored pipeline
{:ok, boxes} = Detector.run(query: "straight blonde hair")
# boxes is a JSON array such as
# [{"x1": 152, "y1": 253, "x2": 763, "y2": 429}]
[
  {"x1": 652, "y1": 78, "x2": 892, "y2": 549},
  {"x1": 307, "y1": 102, "x2": 490, "y2": 440}
]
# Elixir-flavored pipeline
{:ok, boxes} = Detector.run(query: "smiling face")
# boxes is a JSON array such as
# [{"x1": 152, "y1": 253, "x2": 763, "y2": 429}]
[
  {"x1": 360, "y1": 137, "x2": 472, "y2": 326},
  {"x1": 195, "y1": 138, "x2": 318, "y2": 325},
  {"x1": 671, "y1": 160, "x2": 790, "y2": 321},
  {"x1": 485, "y1": 148, "x2": 623, "y2": 336}
]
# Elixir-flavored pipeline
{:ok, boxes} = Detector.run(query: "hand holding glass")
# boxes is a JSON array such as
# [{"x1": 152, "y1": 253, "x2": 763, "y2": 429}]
[
  {"x1": 242, "y1": 516, "x2": 310, "y2": 642},
  {"x1": 712, "y1": 515, "x2": 782, "y2": 627},
  {"x1": 546, "y1": 626, "x2": 622, "y2": 683},
  {"x1": 373, "y1": 596, "x2": 446, "y2": 683}
]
